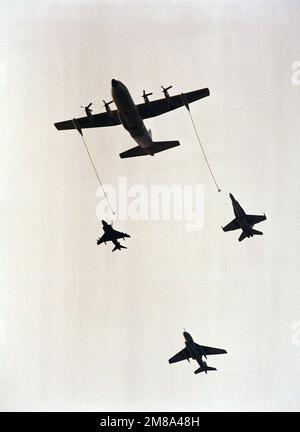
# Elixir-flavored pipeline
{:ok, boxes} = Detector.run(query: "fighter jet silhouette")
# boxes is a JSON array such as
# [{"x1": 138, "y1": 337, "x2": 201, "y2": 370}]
[
  {"x1": 169, "y1": 331, "x2": 227, "y2": 375},
  {"x1": 222, "y1": 193, "x2": 267, "y2": 242},
  {"x1": 97, "y1": 220, "x2": 130, "y2": 252}
]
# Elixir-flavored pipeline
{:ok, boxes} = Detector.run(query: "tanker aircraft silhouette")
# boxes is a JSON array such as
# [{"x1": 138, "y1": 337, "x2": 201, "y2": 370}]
[
  {"x1": 169, "y1": 331, "x2": 227, "y2": 375},
  {"x1": 222, "y1": 193, "x2": 267, "y2": 242},
  {"x1": 54, "y1": 79, "x2": 210, "y2": 158},
  {"x1": 97, "y1": 220, "x2": 130, "y2": 252}
]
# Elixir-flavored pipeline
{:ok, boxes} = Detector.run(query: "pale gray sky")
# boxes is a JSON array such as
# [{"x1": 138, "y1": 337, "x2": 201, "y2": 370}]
[{"x1": 1, "y1": 0, "x2": 300, "y2": 411}]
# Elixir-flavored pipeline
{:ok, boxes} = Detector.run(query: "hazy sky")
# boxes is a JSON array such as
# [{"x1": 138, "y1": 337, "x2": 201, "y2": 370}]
[{"x1": 1, "y1": 0, "x2": 300, "y2": 411}]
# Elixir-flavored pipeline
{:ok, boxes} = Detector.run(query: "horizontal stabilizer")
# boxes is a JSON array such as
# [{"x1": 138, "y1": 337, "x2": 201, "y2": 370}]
[
  {"x1": 238, "y1": 232, "x2": 247, "y2": 242},
  {"x1": 119, "y1": 146, "x2": 148, "y2": 159},
  {"x1": 119, "y1": 140, "x2": 180, "y2": 159},
  {"x1": 150, "y1": 140, "x2": 180, "y2": 154},
  {"x1": 112, "y1": 244, "x2": 127, "y2": 252},
  {"x1": 239, "y1": 229, "x2": 263, "y2": 241},
  {"x1": 194, "y1": 366, "x2": 217, "y2": 374}
]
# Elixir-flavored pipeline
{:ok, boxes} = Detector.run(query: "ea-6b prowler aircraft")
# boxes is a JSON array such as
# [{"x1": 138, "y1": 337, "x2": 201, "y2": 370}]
[
  {"x1": 54, "y1": 79, "x2": 210, "y2": 158},
  {"x1": 97, "y1": 220, "x2": 130, "y2": 252},
  {"x1": 169, "y1": 331, "x2": 227, "y2": 375},
  {"x1": 222, "y1": 193, "x2": 267, "y2": 242}
]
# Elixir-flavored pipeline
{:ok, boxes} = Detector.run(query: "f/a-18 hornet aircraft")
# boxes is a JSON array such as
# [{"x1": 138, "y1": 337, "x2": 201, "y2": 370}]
[
  {"x1": 97, "y1": 220, "x2": 130, "y2": 252},
  {"x1": 222, "y1": 193, "x2": 267, "y2": 242},
  {"x1": 169, "y1": 331, "x2": 227, "y2": 375},
  {"x1": 54, "y1": 79, "x2": 210, "y2": 158}
]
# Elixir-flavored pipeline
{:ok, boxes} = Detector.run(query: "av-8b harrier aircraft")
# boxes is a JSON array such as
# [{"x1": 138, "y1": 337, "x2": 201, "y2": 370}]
[
  {"x1": 169, "y1": 331, "x2": 227, "y2": 375},
  {"x1": 222, "y1": 193, "x2": 267, "y2": 242},
  {"x1": 97, "y1": 220, "x2": 130, "y2": 252},
  {"x1": 54, "y1": 79, "x2": 210, "y2": 158}
]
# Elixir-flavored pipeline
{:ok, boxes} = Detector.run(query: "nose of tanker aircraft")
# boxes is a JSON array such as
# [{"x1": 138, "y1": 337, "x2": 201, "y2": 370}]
[{"x1": 111, "y1": 79, "x2": 118, "y2": 88}]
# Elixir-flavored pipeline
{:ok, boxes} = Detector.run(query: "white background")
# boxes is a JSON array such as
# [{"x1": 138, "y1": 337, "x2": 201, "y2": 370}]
[{"x1": 0, "y1": 0, "x2": 300, "y2": 411}]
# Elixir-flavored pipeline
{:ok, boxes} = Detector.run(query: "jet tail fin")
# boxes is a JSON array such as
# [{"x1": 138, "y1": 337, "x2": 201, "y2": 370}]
[{"x1": 194, "y1": 366, "x2": 217, "y2": 374}]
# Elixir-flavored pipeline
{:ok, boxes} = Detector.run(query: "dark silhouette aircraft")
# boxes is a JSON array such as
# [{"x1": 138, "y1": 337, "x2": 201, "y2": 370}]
[
  {"x1": 222, "y1": 193, "x2": 267, "y2": 242},
  {"x1": 97, "y1": 220, "x2": 130, "y2": 252},
  {"x1": 54, "y1": 79, "x2": 210, "y2": 158},
  {"x1": 169, "y1": 331, "x2": 227, "y2": 375}
]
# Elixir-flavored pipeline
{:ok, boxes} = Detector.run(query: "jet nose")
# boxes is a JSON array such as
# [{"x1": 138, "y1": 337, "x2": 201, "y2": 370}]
[
  {"x1": 111, "y1": 79, "x2": 118, "y2": 88},
  {"x1": 229, "y1": 193, "x2": 234, "y2": 200}
]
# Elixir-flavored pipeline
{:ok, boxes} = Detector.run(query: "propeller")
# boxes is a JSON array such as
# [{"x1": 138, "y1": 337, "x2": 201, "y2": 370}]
[
  {"x1": 103, "y1": 100, "x2": 114, "y2": 112},
  {"x1": 161, "y1": 85, "x2": 172, "y2": 98},
  {"x1": 141, "y1": 90, "x2": 153, "y2": 103},
  {"x1": 81, "y1": 103, "x2": 93, "y2": 115}
]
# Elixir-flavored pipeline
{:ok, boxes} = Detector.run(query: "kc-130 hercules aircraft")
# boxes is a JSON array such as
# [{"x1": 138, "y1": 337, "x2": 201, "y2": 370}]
[
  {"x1": 222, "y1": 193, "x2": 267, "y2": 242},
  {"x1": 169, "y1": 331, "x2": 227, "y2": 375},
  {"x1": 54, "y1": 79, "x2": 210, "y2": 158},
  {"x1": 97, "y1": 220, "x2": 130, "y2": 252}
]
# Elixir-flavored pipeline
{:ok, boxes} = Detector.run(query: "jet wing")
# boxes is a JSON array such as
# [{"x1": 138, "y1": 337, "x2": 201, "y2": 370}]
[
  {"x1": 97, "y1": 230, "x2": 129, "y2": 245},
  {"x1": 110, "y1": 229, "x2": 130, "y2": 240},
  {"x1": 222, "y1": 218, "x2": 240, "y2": 232},
  {"x1": 54, "y1": 111, "x2": 121, "y2": 131},
  {"x1": 97, "y1": 233, "x2": 110, "y2": 245},
  {"x1": 197, "y1": 344, "x2": 227, "y2": 356},
  {"x1": 137, "y1": 88, "x2": 210, "y2": 120},
  {"x1": 246, "y1": 214, "x2": 267, "y2": 226},
  {"x1": 168, "y1": 347, "x2": 191, "y2": 364}
]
